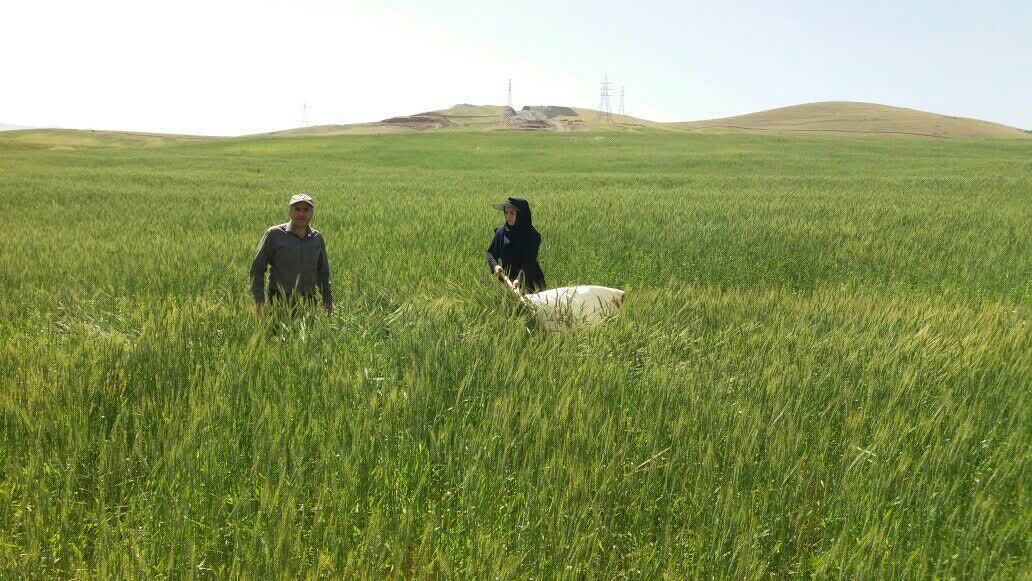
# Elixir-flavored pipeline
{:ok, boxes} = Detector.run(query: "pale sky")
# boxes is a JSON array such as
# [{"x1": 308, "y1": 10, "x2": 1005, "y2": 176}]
[{"x1": 3, "y1": 0, "x2": 1029, "y2": 135}]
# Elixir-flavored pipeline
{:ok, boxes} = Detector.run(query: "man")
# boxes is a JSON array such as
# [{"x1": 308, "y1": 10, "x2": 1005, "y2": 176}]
[{"x1": 250, "y1": 193, "x2": 333, "y2": 316}]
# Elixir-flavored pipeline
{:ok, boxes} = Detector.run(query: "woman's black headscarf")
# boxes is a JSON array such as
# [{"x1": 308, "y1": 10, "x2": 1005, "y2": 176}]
[{"x1": 502, "y1": 197, "x2": 536, "y2": 238}]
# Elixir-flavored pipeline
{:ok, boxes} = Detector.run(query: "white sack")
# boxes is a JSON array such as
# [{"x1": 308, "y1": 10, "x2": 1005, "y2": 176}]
[{"x1": 523, "y1": 285, "x2": 625, "y2": 331}]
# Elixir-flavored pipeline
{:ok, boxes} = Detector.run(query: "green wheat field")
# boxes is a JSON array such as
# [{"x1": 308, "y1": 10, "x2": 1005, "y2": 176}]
[{"x1": 1, "y1": 130, "x2": 1029, "y2": 577}]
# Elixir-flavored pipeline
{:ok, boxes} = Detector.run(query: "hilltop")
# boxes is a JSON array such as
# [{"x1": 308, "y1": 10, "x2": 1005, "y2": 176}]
[
  {"x1": 435, "y1": 104, "x2": 665, "y2": 131},
  {"x1": 271, "y1": 104, "x2": 666, "y2": 137},
  {"x1": 666, "y1": 101, "x2": 1030, "y2": 139}
]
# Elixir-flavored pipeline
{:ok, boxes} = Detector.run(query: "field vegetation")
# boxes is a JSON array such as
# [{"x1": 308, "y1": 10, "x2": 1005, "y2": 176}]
[
  {"x1": 0, "y1": 130, "x2": 1029, "y2": 576},
  {"x1": 0, "y1": 128, "x2": 215, "y2": 149}
]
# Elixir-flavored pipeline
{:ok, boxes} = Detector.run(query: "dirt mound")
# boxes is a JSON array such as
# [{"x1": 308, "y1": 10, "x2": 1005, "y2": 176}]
[
  {"x1": 554, "y1": 119, "x2": 585, "y2": 131},
  {"x1": 501, "y1": 106, "x2": 581, "y2": 130},
  {"x1": 506, "y1": 117, "x2": 553, "y2": 130},
  {"x1": 380, "y1": 113, "x2": 453, "y2": 130},
  {"x1": 521, "y1": 106, "x2": 578, "y2": 119}
]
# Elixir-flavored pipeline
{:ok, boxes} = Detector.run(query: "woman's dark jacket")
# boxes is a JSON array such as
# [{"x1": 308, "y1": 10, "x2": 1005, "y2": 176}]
[{"x1": 486, "y1": 197, "x2": 546, "y2": 292}]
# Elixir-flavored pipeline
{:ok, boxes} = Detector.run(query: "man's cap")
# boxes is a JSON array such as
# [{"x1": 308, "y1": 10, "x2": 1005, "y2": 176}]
[
  {"x1": 492, "y1": 197, "x2": 517, "y2": 211},
  {"x1": 289, "y1": 193, "x2": 315, "y2": 207}
]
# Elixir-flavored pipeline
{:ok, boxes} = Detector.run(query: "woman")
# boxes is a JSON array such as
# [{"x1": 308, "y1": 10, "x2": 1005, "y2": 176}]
[{"x1": 487, "y1": 197, "x2": 546, "y2": 293}]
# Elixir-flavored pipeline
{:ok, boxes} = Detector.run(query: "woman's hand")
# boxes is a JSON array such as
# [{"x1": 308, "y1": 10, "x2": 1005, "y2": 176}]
[{"x1": 493, "y1": 265, "x2": 504, "y2": 277}]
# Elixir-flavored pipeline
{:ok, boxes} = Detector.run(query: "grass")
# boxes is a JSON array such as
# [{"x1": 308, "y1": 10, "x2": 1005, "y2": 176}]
[
  {"x1": 666, "y1": 102, "x2": 1032, "y2": 140},
  {"x1": 0, "y1": 130, "x2": 1029, "y2": 576},
  {"x1": 0, "y1": 128, "x2": 216, "y2": 149}
]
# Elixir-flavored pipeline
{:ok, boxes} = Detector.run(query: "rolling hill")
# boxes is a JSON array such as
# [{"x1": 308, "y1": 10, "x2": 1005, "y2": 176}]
[
  {"x1": 6, "y1": 103, "x2": 1027, "y2": 145},
  {"x1": 270, "y1": 104, "x2": 667, "y2": 137},
  {"x1": 0, "y1": 128, "x2": 217, "y2": 149},
  {"x1": 275, "y1": 101, "x2": 1028, "y2": 139},
  {"x1": 665, "y1": 101, "x2": 1030, "y2": 139}
]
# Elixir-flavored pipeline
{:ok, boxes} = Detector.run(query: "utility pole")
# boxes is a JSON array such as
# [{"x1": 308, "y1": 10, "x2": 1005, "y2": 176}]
[
  {"x1": 620, "y1": 86, "x2": 625, "y2": 116},
  {"x1": 599, "y1": 74, "x2": 613, "y2": 124},
  {"x1": 507, "y1": 77, "x2": 513, "y2": 109}
]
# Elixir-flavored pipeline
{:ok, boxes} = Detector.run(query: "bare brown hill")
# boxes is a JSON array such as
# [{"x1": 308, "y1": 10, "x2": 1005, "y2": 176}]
[
  {"x1": 24, "y1": 102, "x2": 1023, "y2": 143},
  {"x1": 269, "y1": 104, "x2": 661, "y2": 136},
  {"x1": 274, "y1": 102, "x2": 1027, "y2": 139},
  {"x1": 666, "y1": 101, "x2": 1029, "y2": 139}
]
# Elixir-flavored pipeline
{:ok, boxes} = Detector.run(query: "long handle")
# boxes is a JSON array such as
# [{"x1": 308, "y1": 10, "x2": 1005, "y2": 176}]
[{"x1": 499, "y1": 273, "x2": 532, "y2": 307}]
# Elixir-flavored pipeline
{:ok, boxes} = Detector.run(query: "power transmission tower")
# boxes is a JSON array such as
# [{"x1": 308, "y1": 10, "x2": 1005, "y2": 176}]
[
  {"x1": 599, "y1": 74, "x2": 613, "y2": 123},
  {"x1": 302, "y1": 102, "x2": 309, "y2": 128},
  {"x1": 619, "y1": 86, "x2": 625, "y2": 116},
  {"x1": 507, "y1": 77, "x2": 512, "y2": 109}
]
